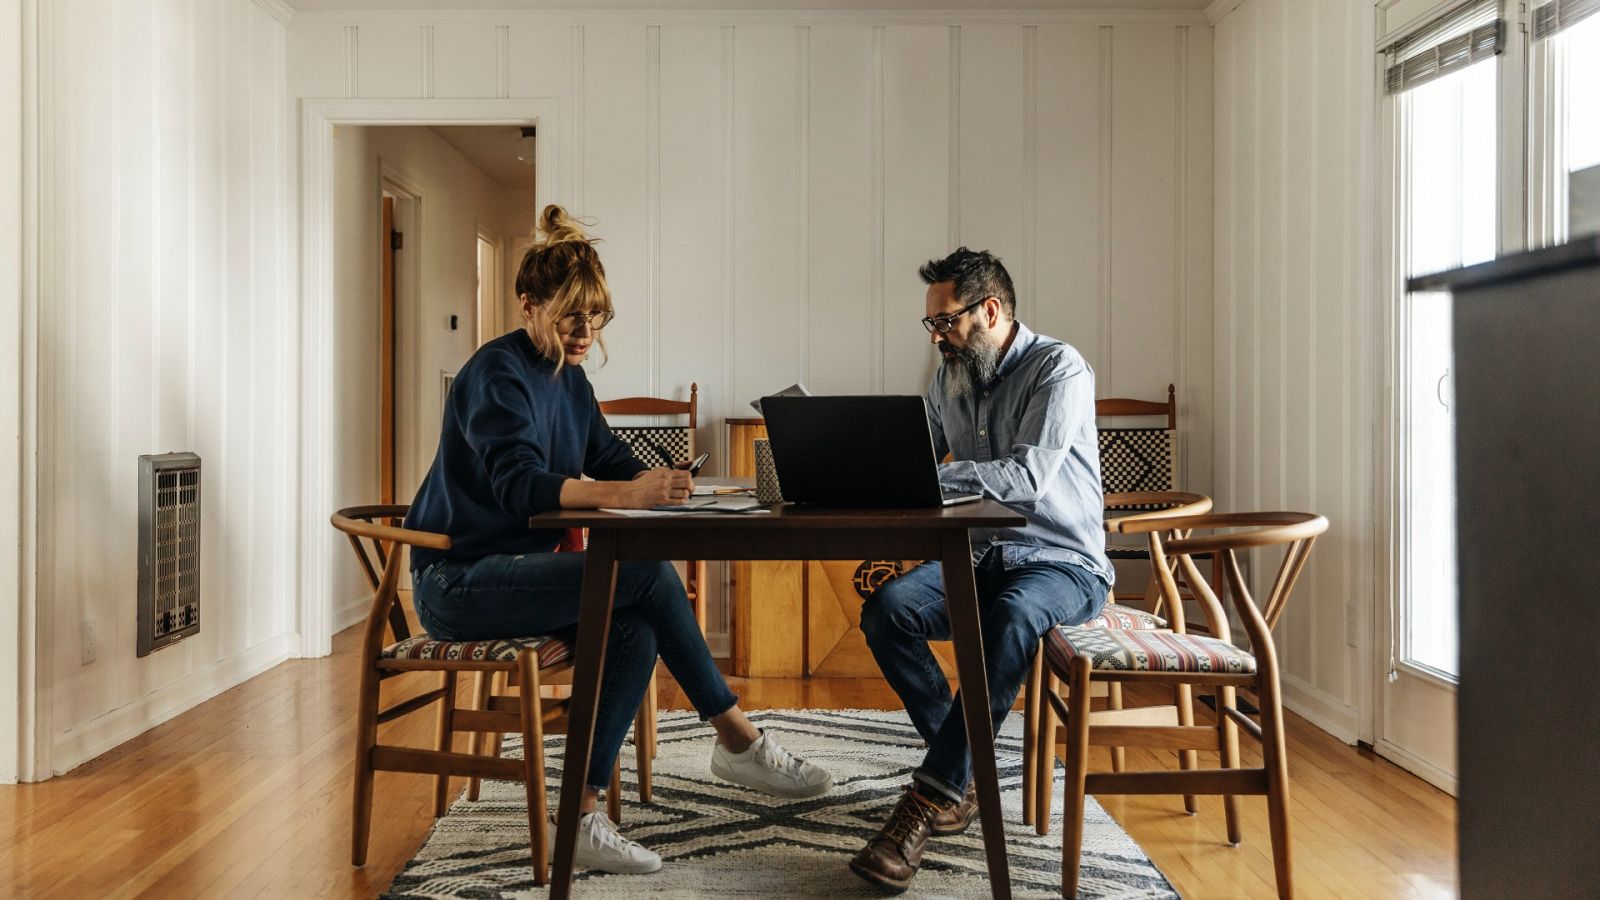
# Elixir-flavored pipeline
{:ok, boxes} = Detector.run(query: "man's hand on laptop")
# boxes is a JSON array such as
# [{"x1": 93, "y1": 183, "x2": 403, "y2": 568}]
[{"x1": 626, "y1": 467, "x2": 695, "y2": 507}]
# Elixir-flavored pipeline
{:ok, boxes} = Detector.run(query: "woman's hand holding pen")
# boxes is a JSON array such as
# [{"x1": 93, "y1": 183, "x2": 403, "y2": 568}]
[{"x1": 625, "y1": 467, "x2": 694, "y2": 507}]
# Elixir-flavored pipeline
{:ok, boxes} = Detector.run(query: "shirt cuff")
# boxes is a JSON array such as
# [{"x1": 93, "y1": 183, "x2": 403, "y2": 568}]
[{"x1": 529, "y1": 470, "x2": 571, "y2": 514}]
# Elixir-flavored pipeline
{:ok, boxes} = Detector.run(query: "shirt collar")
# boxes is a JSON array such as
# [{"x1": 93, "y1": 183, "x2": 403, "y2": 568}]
[{"x1": 993, "y1": 320, "x2": 1036, "y2": 383}]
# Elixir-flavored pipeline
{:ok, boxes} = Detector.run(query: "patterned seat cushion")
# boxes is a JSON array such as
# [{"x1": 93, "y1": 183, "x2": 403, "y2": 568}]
[
  {"x1": 1046, "y1": 624, "x2": 1255, "y2": 674},
  {"x1": 1084, "y1": 603, "x2": 1167, "y2": 630},
  {"x1": 381, "y1": 634, "x2": 573, "y2": 669}
]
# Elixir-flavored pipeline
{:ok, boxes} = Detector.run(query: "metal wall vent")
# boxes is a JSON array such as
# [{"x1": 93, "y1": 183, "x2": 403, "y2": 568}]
[{"x1": 138, "y1": 452, "x2": 201, "y2": 657}]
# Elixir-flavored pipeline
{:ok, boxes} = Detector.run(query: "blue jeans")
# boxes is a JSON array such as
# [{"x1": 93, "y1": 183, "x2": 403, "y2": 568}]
[
  {"x1": 860, "y1": 552, "x2": 1107, "y2": 803},
  {"x1": 412, "y1": 554, "x2": 739, "y2": 790}
]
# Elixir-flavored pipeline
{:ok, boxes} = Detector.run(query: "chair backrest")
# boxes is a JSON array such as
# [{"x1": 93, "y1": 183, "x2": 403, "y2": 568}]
[
  {"x1": 331, "y1": 505, "x2": 452, "y2": 651},
  {"x1": 599, "y1": 383, "x2": 698, "y2": 465},
  {"x1": 1123, "y1": 511, "x2": 1328, "y2": 667},
  {"x1": 1096, "y1": 384, "x2": 1177, "y2": 504},
  {"x1": 1103, "y1": 491, "x2": 1212, "y2": 623}
]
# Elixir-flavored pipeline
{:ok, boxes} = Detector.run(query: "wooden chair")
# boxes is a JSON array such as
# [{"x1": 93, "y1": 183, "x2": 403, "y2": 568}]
[
  {"x1": 598, "y1": 384, "x2": 709, "y2": 633},
  {"x1": 1021, "y1": 491, "x2": 1212, "y2": 833},
  {"x1": 1042, "y1": 511, "x2": 1327, "y2": 898},
  {"x1": 1096, "y1": 384, "x2": 1226, "y2": 623},
  {"x1": 332, "y1": 505, "x2": 645, "y2": 884}
]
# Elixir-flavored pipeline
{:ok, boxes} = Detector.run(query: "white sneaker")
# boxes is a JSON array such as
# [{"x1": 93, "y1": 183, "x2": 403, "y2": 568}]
[
  {"x1": 547, "y1": 811, "x2": 662, "y2": 875},
  {"x1": 709, "y1": 731, "x2": 834, "y2": 799}
]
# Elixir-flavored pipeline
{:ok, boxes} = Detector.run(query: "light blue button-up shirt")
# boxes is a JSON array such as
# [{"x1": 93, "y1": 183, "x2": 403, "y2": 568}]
[{"x1": 928, "y1": 321, "x2": 1113, "y2": 584}]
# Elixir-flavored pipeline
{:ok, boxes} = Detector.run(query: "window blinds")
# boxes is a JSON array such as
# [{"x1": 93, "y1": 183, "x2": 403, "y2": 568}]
[
  {"x1": 1384, "y1": 0, "x2": 1504, "y2": 95},
  {"x1": 1533, "y1": 0, "x2": 1600, "y2": 38}
]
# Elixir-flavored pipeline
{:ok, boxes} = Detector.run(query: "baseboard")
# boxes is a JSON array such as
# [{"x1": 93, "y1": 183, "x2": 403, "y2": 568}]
[
  {"x1": 1374, "y1": 738, "x2": 1458, "y2": 796},
  {"x1": 1281, "y1": 673, "x2": 1361, "y2": 745},
  {"x1": 50, "y1": 632, "x2": 297, "y2": 775},
  {"x1": 334, "y1": 593, "x2": 370, "y2": 636}
]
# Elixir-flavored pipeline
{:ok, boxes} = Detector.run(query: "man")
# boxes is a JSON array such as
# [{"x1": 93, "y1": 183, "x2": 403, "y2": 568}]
[{"x1": 849, "y1": 247, "x2": 1113, "y2": 893}]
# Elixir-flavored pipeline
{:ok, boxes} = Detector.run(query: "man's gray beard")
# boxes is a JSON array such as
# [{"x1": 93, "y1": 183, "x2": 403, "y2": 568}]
[{"x1": 942, "y1": 325, "x2": 1002, "y2": 401}]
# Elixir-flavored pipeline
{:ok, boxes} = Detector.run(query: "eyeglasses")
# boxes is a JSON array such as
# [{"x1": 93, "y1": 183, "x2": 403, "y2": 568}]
[
  {"x1": 555, "y1": 310, "x2": 614, "y2": 333},
  {"x1": 921, "y1": 298, "x2": 988, "y2": 334}
]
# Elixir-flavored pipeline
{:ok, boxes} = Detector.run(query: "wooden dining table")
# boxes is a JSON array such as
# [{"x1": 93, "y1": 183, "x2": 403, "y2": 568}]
[{"x1": 530, "y1": 498, "x2": 1026, "y2": 899}]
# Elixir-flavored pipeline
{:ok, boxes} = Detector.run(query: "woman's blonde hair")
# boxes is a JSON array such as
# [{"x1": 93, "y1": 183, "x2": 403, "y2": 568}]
[{"x1": 516, "y1": 204, "x2": 612, "y2": 371}]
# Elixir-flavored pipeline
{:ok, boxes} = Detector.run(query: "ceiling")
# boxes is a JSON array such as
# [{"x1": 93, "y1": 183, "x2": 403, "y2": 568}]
[
  {"x1": 428, "y1": 126, "x2": 537, "y2": 189},
  {"x1": 288, "y1": 0, "x2": 1211, "y2": 11}
]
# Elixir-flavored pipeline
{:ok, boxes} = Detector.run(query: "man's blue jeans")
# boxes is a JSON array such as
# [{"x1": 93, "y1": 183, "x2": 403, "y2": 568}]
[
  {"x1": 412, "y1": 554, "x2": 739, "y2": 790},
  {"x1": 860, "y1": 552, "x2": 1107, "y2": 803}
]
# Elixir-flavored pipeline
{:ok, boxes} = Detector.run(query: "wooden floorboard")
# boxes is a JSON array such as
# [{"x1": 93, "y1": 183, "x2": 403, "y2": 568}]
[{"x1": 1, "y1": 621, "x2": 1456, "y2": 899}]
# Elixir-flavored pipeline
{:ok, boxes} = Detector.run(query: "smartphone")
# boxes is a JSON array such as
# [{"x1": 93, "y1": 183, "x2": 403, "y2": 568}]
[{"x1": 687, "y1": 451, "x2": 710, "y2": 476}]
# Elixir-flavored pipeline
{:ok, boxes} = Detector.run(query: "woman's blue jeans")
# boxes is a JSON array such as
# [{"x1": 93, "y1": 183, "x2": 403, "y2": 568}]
[
  {"x1": 412, "y1": 553, "x2": 739, "y2": 790},
  {"x1": 860, "y1": 552, "x2": 1108, "y2": 803}
]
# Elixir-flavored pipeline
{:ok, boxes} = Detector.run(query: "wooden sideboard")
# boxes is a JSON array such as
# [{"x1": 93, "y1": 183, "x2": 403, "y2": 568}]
[{"x1": 726, "y1": 417, "x2": 958, "y2": 678}]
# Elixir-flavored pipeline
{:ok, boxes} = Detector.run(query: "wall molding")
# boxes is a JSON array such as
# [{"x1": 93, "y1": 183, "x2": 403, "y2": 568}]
[
  {"x1": 8, "y1": 0, "x2": 45, "y2": 783},
  {"x1": 1205, "y1": 0, "x2": 1246, "y2": 26},
  {"x1": 250, "y1": 0, "x2": 295, "y2": 26},
  {"x1": 1282, "y1": 672, "x2": 1361, "y2": 746},
  {"x1": 1097, "y1": 24, "x2": 1113, "y2": 385},
  {"x1": 50, "y1": 633, "x2": 297, "y2": 775},
  {"x1": 292, "y1": 9, "x2": 1211, "y2": 27},
  {"x1": 1374, "y1": 736, "x2": 1458, "y2": 796}
]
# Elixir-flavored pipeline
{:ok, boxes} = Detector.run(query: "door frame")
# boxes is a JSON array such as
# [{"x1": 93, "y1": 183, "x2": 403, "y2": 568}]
[{"x1": 298, "y1": 99, "x2": 558, "y2": 658}]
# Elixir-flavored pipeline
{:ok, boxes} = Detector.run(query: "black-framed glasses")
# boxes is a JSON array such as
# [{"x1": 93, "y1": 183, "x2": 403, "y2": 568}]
[
  {"x1": 555, "y1": 310, "x2": 614, "y2": 333},
  {"x1": 921, "y1": 298, "x2": 988, "y2": 334}
]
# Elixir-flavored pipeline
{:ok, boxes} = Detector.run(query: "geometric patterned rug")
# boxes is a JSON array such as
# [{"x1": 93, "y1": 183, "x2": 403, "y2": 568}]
[{"x1": 383, "y1": 709, "x2": 1178, "y2": 899}]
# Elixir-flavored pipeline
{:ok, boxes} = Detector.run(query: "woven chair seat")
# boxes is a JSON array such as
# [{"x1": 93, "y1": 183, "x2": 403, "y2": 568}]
[
  {"x1": 1084, "y1": 603, "x2": 1167, "y2": 630},
  {"x1": 1047, "y1": 624, "x2": 1255, "y2": 675},
  {"x1": 381, "y1": 634, "x2": 573, "y2": 669}
]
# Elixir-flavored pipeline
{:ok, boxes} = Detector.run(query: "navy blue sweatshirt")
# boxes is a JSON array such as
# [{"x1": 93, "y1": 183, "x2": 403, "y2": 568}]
[{"x1": 404, "y1": 329, "x2": 647, "y2": 571}]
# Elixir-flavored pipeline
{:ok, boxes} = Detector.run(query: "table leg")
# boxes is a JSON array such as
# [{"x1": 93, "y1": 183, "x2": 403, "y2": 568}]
[
  {"x1": 939, "y1": 530, "x2": 1013, "y2": 899},
  {"x1": 550, "y1": 529, "x2": 620, "y2": 900}
]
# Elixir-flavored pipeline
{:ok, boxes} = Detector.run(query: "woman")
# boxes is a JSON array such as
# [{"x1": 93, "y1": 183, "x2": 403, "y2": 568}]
[{"x1": 405, "y1": 205, "x2": 831, "y2": 874}]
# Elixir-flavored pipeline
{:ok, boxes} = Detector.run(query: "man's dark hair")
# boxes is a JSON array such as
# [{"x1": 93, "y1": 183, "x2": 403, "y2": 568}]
[{"x1": 918, "y1": 247, "x2": 1015, "y2": 318}]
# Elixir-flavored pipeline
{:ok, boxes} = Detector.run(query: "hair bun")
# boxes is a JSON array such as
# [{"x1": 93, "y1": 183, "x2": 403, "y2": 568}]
[{"x1": 536, "y1": 204, "x2": 594, "y2": 248}]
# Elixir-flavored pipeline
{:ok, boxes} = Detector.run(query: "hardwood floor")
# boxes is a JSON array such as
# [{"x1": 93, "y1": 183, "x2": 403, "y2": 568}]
[{"x1": 0, "y1": 622, "x2": 1456, "y2": 899}]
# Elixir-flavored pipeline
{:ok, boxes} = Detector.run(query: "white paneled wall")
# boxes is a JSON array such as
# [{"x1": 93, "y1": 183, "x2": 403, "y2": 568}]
[
  {"x1": 1213, "y1": 0, "x2": 1376, "y2": 741},
  {"x1": 289, "y1": 10, "x2": 1214, "y2": 644},
  {"x1": 35, "y1": 0, "x2": 295, "y2": 774}
]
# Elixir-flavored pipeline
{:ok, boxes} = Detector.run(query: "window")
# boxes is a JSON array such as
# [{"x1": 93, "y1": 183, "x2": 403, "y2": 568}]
[
  {"x1": 1386, "y1": 0, "x2": 1506, "y2": 681},
  {"x1": 1536, "y1": 2, "x2": 1600, "y2": 237}
]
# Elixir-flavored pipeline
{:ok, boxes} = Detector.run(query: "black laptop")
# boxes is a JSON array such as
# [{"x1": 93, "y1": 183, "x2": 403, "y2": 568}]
[{"x1": 760, "y1": 395, "x2": 981, "y2": 507}]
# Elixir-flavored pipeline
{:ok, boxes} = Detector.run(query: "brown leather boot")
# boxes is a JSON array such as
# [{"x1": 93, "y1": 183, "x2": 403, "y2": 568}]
[
  {"x1": 929, "y1": 780, "x2": 979, "y2": 836},
  {"x1": 848, "y1": 786, "x2": 946, "y2": 894}
]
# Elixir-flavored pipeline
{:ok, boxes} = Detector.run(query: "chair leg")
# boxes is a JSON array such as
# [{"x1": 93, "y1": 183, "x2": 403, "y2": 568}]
[
  {"x1": 1216, "y1": 685, "x2": 1243, "y2": 845},
  {"x1": 1034, "y1": 667, "x2": 1057, "y2": 836},
  {"x1": 1060, "y1": 658, "x2": 1094, "y2": 900},
  {"x1": 1021, "y1": 646, "x2": 1041, "y2": 826},
  {"x1": 648, "y1": 669, "x2": 660, "y2": 760},
  {"x1": 433, "y1": 671, "x2": 458, "y2": 817},
  {"x1": 350, "y1": 665, "x2": 381, "y2": 866},
  {"x1": 635, "y1": 674, "x2": 655, "y2": 804},
  {"x1": 1175, "y1": 683, "x2": 1199, "y2": 815},
  {"x1": 517, "y1": 651, "x2": 550, "y2": 886},
  {"x1": 467, "y1": 670, "x2": 494, "y2": 801},
  {"x1": 1260, "y1": 681, "x2": 1295, "y2": 898},
  {"x1": 1107, "y1": 681, "x2": 1127, "y2": 773},
  {"x1": 608, "y1": 758, "x2": 623, "y2": 823}
]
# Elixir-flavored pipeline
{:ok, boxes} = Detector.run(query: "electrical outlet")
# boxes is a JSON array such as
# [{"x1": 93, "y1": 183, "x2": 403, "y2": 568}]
[
  {"x1": 80, "y1": 618, "x2": 97, "y2": 665},
  {"x1": 1345, "y1": 599, "x2": 1359, "y2": 648}
]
